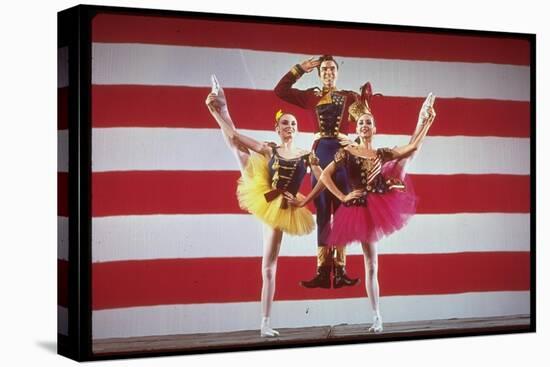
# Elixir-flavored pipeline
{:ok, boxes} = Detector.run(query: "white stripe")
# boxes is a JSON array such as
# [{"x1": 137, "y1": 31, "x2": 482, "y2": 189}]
[
  {"x1": 92, "y1": 291, "x2": 529, "y2": 338},
  {"x1": 58, "y1": 216, "x2": 69, "y2": 261},
  {"x1": 58, "y1": 46, "x2": 69, "y2": 88},
  {"x1": 58, "y1": 130, "x2": 68, "y2": 172},
  {"x1": 367, "y1": 161, "x2": 382, "y2": 183},
  {"x1": 91, "y1": 43, "x2": 530, "y2": 101},
  {"x1": 90, "y1": 128, "x2": 530, "y2": 175},
  {"x1": 58, "y1": 306, "x2": 68, "y2": 335},
  {"x1": 91, "y1": 213, "x2": 529, "y2": 262}
]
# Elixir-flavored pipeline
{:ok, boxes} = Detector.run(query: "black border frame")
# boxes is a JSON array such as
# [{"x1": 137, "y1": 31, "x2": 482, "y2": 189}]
[{"x1": 57, "y1": 4, "x2": 536, "y2": 361}]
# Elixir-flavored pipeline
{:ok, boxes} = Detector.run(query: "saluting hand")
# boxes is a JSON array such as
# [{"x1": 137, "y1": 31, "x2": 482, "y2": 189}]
[{"x1": 300, "y1": 57, "x2": 321, "y2": 73}]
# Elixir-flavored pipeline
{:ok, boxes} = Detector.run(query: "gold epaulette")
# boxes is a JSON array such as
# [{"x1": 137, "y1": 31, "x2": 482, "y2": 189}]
[
  {"x1": 308, "y1": 151, "x2": 320, "y2": 166},
  {"x1": 334, "y1": 148, "x2": 347, "y2": 163}
]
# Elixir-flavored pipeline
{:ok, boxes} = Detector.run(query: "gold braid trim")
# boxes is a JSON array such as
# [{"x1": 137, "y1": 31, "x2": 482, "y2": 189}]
[
  {"x1": 333, "y1": 148, "x2": 347, "y2": 165},
  {"x1": 308, "y1": 151, "x2": 320, "y2": 167},
  {"x1": 290, "y1": 64, "x2": 305, "y2": 78}
]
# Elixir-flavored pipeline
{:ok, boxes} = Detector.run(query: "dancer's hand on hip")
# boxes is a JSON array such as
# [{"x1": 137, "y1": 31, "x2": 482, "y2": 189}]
[
  {"x1": 284, "y1": 192, "x2": 304, "y2": 208},
  {"x1": 341, "y1": 189, "x2": 365, "y2": 203}
]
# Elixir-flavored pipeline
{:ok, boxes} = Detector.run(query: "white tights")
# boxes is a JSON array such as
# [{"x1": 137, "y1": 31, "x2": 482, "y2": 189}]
[
  {"x1": 362, "y1": 242, "x2": 383, "y2": 332},
  {"x1": 260, "y1": 225, "x2": 283, "y2": 337}
]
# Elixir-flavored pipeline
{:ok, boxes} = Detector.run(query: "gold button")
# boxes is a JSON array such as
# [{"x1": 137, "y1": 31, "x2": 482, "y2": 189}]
[{"x1": 367, "y1": 185, "x2": 372, "y2": 191}]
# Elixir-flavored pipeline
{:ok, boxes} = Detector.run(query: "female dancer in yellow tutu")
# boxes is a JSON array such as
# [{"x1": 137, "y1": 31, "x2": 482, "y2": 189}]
[{"x1": 205, "y1": 75, "x2": 324, "y2": 337}]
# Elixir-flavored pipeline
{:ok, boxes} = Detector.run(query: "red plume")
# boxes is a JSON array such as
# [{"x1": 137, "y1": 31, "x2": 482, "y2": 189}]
[{"x1": 360, "y1": 82, "x2": 382, "y2": 106}]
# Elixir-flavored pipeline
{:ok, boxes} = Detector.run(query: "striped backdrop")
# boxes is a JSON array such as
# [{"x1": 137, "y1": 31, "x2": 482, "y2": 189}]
[{"x1": 58, "y1": 13, "x2": 531, "y2": 339}]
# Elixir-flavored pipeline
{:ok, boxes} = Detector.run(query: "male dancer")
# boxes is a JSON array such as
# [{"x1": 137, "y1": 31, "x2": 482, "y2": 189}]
[{"x1": 274, "y1": 55, "x2": 361, "y2": 289}]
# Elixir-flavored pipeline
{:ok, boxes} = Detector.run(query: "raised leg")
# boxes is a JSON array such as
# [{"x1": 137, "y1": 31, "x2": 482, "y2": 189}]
[
  {"x1": 395, "y1": 93, "x2": 436, "y2": 179},
  {"x1": 208, "y1": 75, "x2": 250, "y2": 174}
]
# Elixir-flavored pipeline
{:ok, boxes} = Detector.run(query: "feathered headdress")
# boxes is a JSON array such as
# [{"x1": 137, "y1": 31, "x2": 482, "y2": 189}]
[{"x1": 348, "y1": 82, "x2": 382, "y2": 122}]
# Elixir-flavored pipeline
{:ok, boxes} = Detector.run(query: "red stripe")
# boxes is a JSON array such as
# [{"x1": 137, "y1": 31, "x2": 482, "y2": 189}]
[
  {"x1": 91, "y1": 14, "x2": 530, "y2": 65},
  {"x1": 92, "y1": 86, "x2": 530, "y2": 138},
  {"x1": 58, "y1": 259, "x2": 68, "y2": 307},
  {"x1": 58, "y1": 172, "x2": 68, "y2": 216},
  {"x1": 58, "y1": 87, "x2": 68, "y2": 130},
  {"x1": 91, "y1": 172, "x2": 529, "y2": 217},
  {"x1": 412, "y1": 174, "x2": 530, "y2": 214},
  {"x1": 91, "y1": 252, "x2": 530, "y2": 310}
]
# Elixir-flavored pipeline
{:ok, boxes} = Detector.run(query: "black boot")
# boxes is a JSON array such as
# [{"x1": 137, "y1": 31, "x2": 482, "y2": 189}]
[
  {"x1": 333, "y1": 266, "x2": 360, "y2": 288},
  {"x1": 300, "y1": 266, "x2": 331, "y2": 289}
]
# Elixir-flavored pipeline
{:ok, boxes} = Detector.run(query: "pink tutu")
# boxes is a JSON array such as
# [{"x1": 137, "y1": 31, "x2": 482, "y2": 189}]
[{"x1": 324, "y1": 160, "x2": 417, "y2": 246}]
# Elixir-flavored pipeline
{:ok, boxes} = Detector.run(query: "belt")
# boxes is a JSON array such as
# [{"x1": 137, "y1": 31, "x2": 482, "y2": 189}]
[{"x1": 264, "y1": 188, "x2": 289, "y2": 209}]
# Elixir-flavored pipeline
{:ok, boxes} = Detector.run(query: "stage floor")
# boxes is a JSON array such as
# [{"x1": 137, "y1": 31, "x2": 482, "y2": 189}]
[{"x1": 93, "y1": 314, "x2": 531, "y2": 357}]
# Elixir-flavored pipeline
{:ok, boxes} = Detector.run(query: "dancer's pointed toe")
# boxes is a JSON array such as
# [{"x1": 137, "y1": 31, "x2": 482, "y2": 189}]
[{"x1": 368, "y1": 315, "x2": 383, "y2": 333}]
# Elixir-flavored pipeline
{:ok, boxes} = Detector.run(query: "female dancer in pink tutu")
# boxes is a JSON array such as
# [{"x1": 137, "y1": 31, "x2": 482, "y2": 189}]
[
  {"x1": 205, "y1": 76, "x2": 324, "y2": 337},
  {"x1": 320, "y1": 93, "x2": 436, "y2": 333}
]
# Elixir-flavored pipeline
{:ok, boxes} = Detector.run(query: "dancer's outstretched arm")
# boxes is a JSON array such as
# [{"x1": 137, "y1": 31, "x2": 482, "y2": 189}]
[
  {"x1": 206, "y1": 75, "x2": 237, "y2": 129},
  {"x1": 390, "y1": 106, "x2": 436, "y2": 160},
  {"x1": 409, "y1": 93, "x2": 436, "y2": 143},
  {"x1": 205, "y1": 93, "x2": 272, "y2": 157}
]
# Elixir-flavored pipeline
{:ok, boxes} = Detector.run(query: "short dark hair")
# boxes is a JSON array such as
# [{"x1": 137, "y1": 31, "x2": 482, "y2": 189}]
[{"x1": 317, "y1": 55, "x2": 339, "y2": 75}]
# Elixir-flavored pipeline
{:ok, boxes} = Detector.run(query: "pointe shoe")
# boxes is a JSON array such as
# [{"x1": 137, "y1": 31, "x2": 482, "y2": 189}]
[
  {"x1": 210, "y1": 74, "x2": 229, "y2": 114},
  {"x1": 260, "y1": 325, "x2": 280, "y2": 338},
  {"x1": 368, "y1": 315, "x2": 383, "y2": 333},
  {"x1": 419, "y1": 93, "x2": 436, "y2": 120}
]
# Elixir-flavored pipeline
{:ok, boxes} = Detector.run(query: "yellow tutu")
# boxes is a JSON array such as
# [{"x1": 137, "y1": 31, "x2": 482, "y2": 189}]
[{"x1": 237, "y1": 153, "x2": 315, "y2": 236}]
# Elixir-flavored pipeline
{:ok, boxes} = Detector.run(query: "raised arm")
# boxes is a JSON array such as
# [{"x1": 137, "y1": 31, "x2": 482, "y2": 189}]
[
  {"x1": 390, "y1": 106, "x2": 436, "y2": 160},
  {"x1": 231, "y1": 131, "x2": 273, "y2": 156},
  {"x1": 205, "y1": 91, "x2": 272, "y2": 157},
  {"x1": 274, "y1": 57, "x2": 320, "y2": 108}
]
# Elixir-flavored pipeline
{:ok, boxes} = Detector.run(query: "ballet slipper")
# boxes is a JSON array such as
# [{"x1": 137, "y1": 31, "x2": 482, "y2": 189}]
[
  {"x1": 260, "y1": 317, "x2": 280, "y2": 338},
  {"x1": 260, "y1": 326, "x2": 280, "y2": 338},
  {"x1": 368, "y1": 315, "x2": 383, "y2": 333}
]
